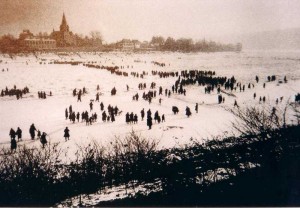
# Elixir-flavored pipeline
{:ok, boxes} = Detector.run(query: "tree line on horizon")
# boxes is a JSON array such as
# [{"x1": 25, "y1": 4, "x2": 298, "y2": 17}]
[
  {"x1": 0, "y1": 32, "x2": 242, "y2": 53},
  {"x1": 149, "y1": 36, "x2": 242, "y2": 52}
]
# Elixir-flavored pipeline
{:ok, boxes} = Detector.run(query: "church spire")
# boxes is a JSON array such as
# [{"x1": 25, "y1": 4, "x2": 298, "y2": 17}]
[{"x1": 60, "y1": 12, "x2": 69, "y2": 32}]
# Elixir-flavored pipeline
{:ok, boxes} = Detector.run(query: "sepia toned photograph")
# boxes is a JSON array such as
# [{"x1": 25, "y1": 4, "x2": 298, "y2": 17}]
[{"x1": 0, "y1": 0, "x2": 300, "y2": 206}]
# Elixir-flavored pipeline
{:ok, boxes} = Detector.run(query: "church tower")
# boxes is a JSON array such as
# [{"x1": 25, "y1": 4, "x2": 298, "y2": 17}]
[
  {"x1": 60, "y1": 13, "x2": 69, "y2": 32},
  {"x1": 51, "y1": 12, "x2": 76, "y2": 47}
]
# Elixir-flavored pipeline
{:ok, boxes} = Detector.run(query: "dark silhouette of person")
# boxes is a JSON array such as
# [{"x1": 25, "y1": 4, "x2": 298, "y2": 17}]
[
  {"x1": 40, "y1": 132, "x2": 47, "y2": 148},
  {"x1": 126, "y1": 112, "x2": 130, "y2": 124},
  {"x1": 65, "y1": 108, "x2": 68, "y2": 120},
  {"x1": 162, "y1": 114, "x2": 165, "y2": 122},
  {"x1": 64, "y1": 127, "x2": 70, "y2": 141},
  {"x1": 16, "y1": 127, "x2": 22, "y2": 141},
  {"x1": 141, "y1": 108, "x2": 145, "y2": 121},
  {"x1": 147, "y1": 115, "x2": 153, "y2": 130},
  {"x1": 186, "y1": 106, "x2": 192, "y2": 117},
  {"x1": 37, "y1": 130, "x2": 41, "y2": 140},
  {"x1": 77, "y1": 93, "x2": 82, "y2": 102},
  {"x1": 90, "y1": 101, "x2": 93, "y2": 111},
  {"x1": 234, "y1": 100, "x2": 238, "y2": 107},
  {"x1": 11, "y1": 138, "x2": 17, "y2": 153},
  {"x1": 9, "y1": 128, "x2": 16, "y2": 140},
  {"x1": 29, "y1": 124, "x2": 37, "y2": 140}
]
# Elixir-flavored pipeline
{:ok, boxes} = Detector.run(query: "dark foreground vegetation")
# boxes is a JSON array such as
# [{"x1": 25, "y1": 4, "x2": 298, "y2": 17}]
[
  {"x1": 99, "y1": 125, "x2": 300, "y2": 206},
  {"x1": 0, "y1": 105, "x2": 299, "y2": 206}
]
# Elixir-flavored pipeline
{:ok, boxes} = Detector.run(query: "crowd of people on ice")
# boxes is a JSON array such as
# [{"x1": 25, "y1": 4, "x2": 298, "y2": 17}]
[
  {"x1": 65, "y1": 101, "x2": 121, "y2": 125},
  {"x1": 1, "y1": 86, "x2": 30, "y2": 99},
  {"x1": 4, "y1": 60, "x2": 292, "y2": 154}
]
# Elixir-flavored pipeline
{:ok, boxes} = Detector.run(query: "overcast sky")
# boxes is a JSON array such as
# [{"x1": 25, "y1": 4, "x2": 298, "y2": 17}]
[{"x1": 1, "y1": 0, "x2": 300, "y2": 43}]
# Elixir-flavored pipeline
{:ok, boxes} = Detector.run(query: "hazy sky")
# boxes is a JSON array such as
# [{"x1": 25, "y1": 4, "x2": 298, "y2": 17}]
[{"x1": 1, "y1": 0, "x2": 300, "y2": 43}]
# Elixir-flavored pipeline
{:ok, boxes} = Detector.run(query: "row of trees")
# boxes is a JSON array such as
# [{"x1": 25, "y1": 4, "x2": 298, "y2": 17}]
[
  {"x1": 0, "y1": 34, "x2": 26, "y2": 53},
  {"x1": 150, "y1": 36, "x2": 242, "y2": 52}
]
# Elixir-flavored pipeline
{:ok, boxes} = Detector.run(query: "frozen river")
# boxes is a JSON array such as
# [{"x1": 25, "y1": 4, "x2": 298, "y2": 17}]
[{"x1": 0, "y1": 50, "x2": 299, "y2": 154}]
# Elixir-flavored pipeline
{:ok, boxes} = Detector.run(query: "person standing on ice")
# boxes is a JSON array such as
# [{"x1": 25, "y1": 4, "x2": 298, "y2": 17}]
[
  {"x1": 64, "y1": 127, "x2": 70, "y2": 141},
  {"x1": 76, "y1": 112, "x2": 80, "y2": 122},
  {"x1": 77, "y1": 93, "x2": 82, "y2": 102},
  {"x1": 111, "y1": 112, "x2": 115, "y2": 122},
  {"x1": 147, "y1": 115, "x2": 153, "y2": 130},
  {"x1": 195, "y1": 103, "x2": 198, "y2": 113},
  {"x1": 40, "y1": 132, "x2": 47, "y2": 148},
  {"x1": 69, "y1": 105, "x2": 73, "y2": 114},
  {"x1": 9, "y1": 128, "x2": 16, "y2": 140},
  {"x1": 96, "y1": 93, "x2": 99, "y2": 102},
  {"x1": 185, "y1": 106, "x2": 192, "y2": 117},
  {"x1": 11, "y1": 137, "x2": 17, "y2": 153},
  {"x1": 141, "y1": 108, "x2": 145, "y2": 121},
  {"x1": 218, "y1": 94, "x2": 223, "y2": 104},
  {"x1": 29, "y1": 124, "x2": 37, "y2": 140},
  {"x1": 125, "y1": 112, "x2": 130, "y2": 124},
  {"x1": 134, "y1": 114, "x2": 138, "y2": 124},
  {"x1": 102, "y1": 111, "x2": 107, "y2": 122},
  {"x1": 234, "y1": 100, "x2": 238, "y2": 107},
  {"x1": 90, "y1": 101, "x2": 93, "y2": 111},
  {"x1": 65, "y1": 108, "x2": 68, "y2": 120},
  {"x1": 16, "y1": 127, "x2": 22, "y2": 141},
  {"x1": 37, "y1": 130, "x2": 41, "y2": 140},
  {"x1": 147, "y1": 109, "x2": 152, "y2": 117}
]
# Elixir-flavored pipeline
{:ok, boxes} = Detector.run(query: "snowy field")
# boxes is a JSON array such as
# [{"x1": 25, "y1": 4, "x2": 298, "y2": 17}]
[{"x1": 0, "y1": 50, "x2": 299, "y2": 158}]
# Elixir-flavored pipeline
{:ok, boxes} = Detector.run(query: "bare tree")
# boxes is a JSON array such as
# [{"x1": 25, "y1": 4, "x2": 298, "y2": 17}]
[
  {"x1": 89, "y1": 30, "x2": 103, "y2": 46},
  {"x1": 226, "y1": 105, "x2": 286, "y2": 139}
]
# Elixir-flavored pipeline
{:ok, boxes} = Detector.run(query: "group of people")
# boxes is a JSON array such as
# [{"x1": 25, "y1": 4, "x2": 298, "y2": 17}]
[
  {"x1": 9, "y1": 127, "x2": 22, "y2": 148},
  {"x1": 152, "y1": 70, "x2": 178, "y2": 78},
  {"x1": 29, "y1": 124, "x2": 47, "y2": 147},
  {"x1": 151, "y1": 61, "x2": 167, "y2": 67},
  {"x1": 73, "y1": 87, "x2": 87, "y2": 101},
  {"x1": 1, "y1": 68, "x2": 9, "y2": 72},
  {"x1": 153, "y1": 110, "x2": 165, "y2": 123},
  {"x1": 138, "y1": 83, "x2": 147, "y2": 90},
  {"x1": 8, "y1": 124, "x2": 72, "y2": 153},
  {"x1": 144, "y1": 109, "x2": 166, "y2": 129},
  {"x1": 125, "y1": 112, "x2": 138, "y2": 124},
  {"x1": 38, "y1": 91, "x2": 51, "y2": 99},
  {"x1": 1, "y1": 86, "x2": 30, "y2": 100},
  {"x1": 130, "y1": 71, "x2": 146, "y2": 78},
  {"x1": 9, "y1": 124, "x2": 48, "y2": 152},
  {"x1": 65, "y1": 106, "x2": 98, "y2": 125}
]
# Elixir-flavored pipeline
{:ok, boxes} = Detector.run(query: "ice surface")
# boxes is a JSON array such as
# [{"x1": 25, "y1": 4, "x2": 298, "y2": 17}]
[{"x1": 0, "y1": 50, "x2": 299, "y2": 159}]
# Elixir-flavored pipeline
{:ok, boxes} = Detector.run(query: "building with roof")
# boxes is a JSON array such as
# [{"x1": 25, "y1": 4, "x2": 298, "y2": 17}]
[
  {"x1": 24, "y1": 38, "x2": 56, "y2": 50},
  {"x1": 116, "y1": 39, "x2": 135, "y2": 51},
  {"x1": 50, "y1": 13, "x2": 77, "y2": 47}
]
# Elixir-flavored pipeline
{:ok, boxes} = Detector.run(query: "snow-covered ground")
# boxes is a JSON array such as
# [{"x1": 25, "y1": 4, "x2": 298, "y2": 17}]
[
  {"x1": 57, "y1": 180, "x2": 162, "y2": 207},
  {"x1": 0, "y1": 50, "x2": 299, "y2": 159}
]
